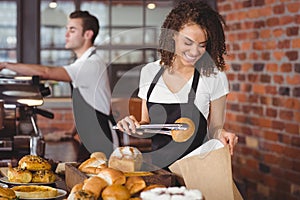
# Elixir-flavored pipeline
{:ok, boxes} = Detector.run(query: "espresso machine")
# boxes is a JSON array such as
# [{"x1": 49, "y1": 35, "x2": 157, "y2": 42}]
[{"x1": 0, "y1": 75, "x2": 53, "y2": 163}]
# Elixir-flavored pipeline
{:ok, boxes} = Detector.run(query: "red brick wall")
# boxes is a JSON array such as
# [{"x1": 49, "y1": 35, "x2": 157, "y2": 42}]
[
  {"x1": 37, "y1": 108, "x2": 74, "y2": 133},
  {"x1": 218, "y1": 0, "x2": 300, "y2": 199}
]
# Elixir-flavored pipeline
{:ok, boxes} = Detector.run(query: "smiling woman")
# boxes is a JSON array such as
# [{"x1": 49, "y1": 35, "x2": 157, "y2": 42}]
[{"x1": 116, "y1": 0, "x2": 238, "y2": 169}]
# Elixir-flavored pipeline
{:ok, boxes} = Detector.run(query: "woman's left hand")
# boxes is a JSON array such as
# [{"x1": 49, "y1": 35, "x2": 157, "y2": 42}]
[{"x1": 217, "y1": 129, "x2": 238, "y2": 155}]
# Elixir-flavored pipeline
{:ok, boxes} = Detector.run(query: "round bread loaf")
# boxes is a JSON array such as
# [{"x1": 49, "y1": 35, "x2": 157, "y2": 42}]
[
  {"x1": 18, "y1": 155, "x2": 52, "y2": 171},
  {"x1": 108, "y1": 146, "x2": 143, "y2": 172},
  {"x1": 102, "y1": 184, "x2": 131, "y2": 200},
  {"x1": 0, "y1": 186, "x2": 17, "y2": 199},
  {"x1": 171, "y1": 118, "x2": 195, "y2": 142},
  {"x1": 12, "y1": 185, "x2": 58, "y2": 198}
]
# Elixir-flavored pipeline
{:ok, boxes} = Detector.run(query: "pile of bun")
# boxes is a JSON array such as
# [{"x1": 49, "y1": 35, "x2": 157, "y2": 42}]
[
  {"x1": 68, "y1": 147, "x2": 167, "y2": 200},
  {"x1": 7, "y1": 155, "x2": 56, "y2": 183},
  {"x1": 68, "y1": 167, "x2": 166, "y2": 200}
]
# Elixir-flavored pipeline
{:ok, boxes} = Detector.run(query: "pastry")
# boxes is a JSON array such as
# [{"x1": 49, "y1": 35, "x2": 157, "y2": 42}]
[
  {"x1": 0, "y1": 186, "x2": 17, "y2": 200},
  {"x1": 83, "y1": 176, "x2": 107, "y2": 199},
  {"x1": 171, "y1": 117, "x2": 195, "y2": 142},
  {"x1": 101, "y1": 184, "x2": 131, "y2": 200},
  {"x1": 125, "y1": 176, "x2": 146, "y2": 195},
  {"x1": 140, "y1": 186, "x2": 203, "y2": 200},
  {"x1": 78, "y1": 157, "x2": 107, "y2": 174},
  {"x1": 12, "y1": 185, "x2": 58, "y2": 198},
  {"x1": 18, "y1": 155, "x2": 52, "y2": 171},
  {"x1": 7, "y1": 165, "x2": 32, "y2": 183},
  {"x1": 67, "y1": 190, "x2": 96, "y2": 200},
  {"x1": 96, "y1": 168, "x2": 126, "y2": 185},
  {"x1": 31, "y1": 170, "x2": 56, "y2": 183}
]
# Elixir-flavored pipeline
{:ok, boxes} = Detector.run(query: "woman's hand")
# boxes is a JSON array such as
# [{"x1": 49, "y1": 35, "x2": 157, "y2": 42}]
[
  {"x1": 116, "y1": 115, "x2": 141, "y2": 135},
  {"x1": 216, "y1": 129, "x2": 238, "y2": 155}
]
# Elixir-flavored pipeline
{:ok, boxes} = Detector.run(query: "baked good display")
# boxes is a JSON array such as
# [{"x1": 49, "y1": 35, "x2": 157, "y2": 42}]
[
  {"x1": 101, "y1": 184, "x2": 131, "y2": 200},
  {"x1": 108, "y1": 146, "x2": 143, "y2": 172},
  {"x1": 12, "y1": 185, "x2": 58, "y2": 198},
  {"x1": 125, "y1": 176, "x2": 146, "y2": 195},
  {"x1": 7, "y1": 165, "x2": 32, "y2": 183},
  {"x1": 171, "y1": 117, "x2": 195, "y2": 142},
  {"x1": 78, "y1": 152, "x2": 107, "y2": 175},
  {"x1": 96, "y1": 168, "x2": 126, "y2": 185},
  {"x1": 18, "y1": 155, "x2": 52, "y2": 171},
  {"x1": 140, "y1": 186, "x2": 203, "y2": 200},
  {"x1": 0, "y1": 186, "x2": 17, "y2": 200},
  {"x1": 7, "y1": 155, "x2": 56, "y2": 184}
]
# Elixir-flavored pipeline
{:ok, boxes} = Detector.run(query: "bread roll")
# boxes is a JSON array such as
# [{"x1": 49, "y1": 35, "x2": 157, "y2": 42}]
[
  {"x1": 7, "y1": 166, "x2": 32, "y2": 183},
  {"x1": 101, "y1": 184, "x2": 130, "y2": 200},
  {"x1": 171, "y1": 117, "x2": 195, "y2": 142},
  {"x1": 90, "y1": 152, "x2": 107, "y2": 161},
  {"x1": 125, "y1": 176, "x2": 146, "y2": 195},
  {"x1": 18, "y1": 155, "x2": 51, "y2": 171},
  {"x1": 12, "y1": 185, "x2": 57, "y2": 198},
  {"x1": 67, "y1": 190, "x2": 96, "y2": 200},
  {"x1": 78, "y1": 157, "x2": 107, "y2": 174},
  {"x1": 108, "y1": 146, "x2": 143, "y2": 172},
  {"x1": 96, "y1": 168, "x2": 126, "y2": 185},
  {"x1": 83, "y1": 176, "x2": 107, "y2": 199},
  {"x1": 69, "y1": 183, "x2": 84, "y2": 195},
  {"x1": 31, "y1": 170, "x2": 56, "y2": 183},
  {"x1": 0, "y1": 186, "x2": 17, "y2": 199}
]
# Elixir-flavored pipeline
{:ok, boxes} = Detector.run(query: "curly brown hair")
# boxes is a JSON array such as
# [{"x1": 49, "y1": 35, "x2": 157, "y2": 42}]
[{"x1": 158, "y1": 0, "x2": 227, "y2": 76}]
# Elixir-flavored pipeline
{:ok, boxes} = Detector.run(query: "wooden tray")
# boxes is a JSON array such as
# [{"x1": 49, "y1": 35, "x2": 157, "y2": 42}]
[{"x1": 65, "y1": 163, "x2": 177, "y2": 192}]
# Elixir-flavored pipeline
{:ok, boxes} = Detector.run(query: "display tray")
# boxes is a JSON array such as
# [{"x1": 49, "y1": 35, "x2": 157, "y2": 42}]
[
  {"x1": 65, "y1": 163, "x2": 177, "y2": 192},
  {"x1": 0, "y1": 177, "x2": 56, "y2": 186}
]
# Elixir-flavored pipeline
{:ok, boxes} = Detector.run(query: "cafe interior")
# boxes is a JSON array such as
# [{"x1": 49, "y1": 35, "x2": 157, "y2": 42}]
[{"x1": 0, "y1": 0, "x2": 299, "y2": 199}]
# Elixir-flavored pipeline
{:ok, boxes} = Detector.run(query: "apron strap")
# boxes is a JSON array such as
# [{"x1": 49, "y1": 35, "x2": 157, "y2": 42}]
[
  {"x1": 188, "y1": 68, "x2": 200, "y2": 103},
  {"x1": 147, "y1": 67, "x2": 165, "y2": 101}
]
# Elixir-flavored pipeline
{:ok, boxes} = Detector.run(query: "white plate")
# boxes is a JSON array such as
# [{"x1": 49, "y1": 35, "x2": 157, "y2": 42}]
[
  {"x1": 18, "y1": 189, "x2": 67, "y2": 200},
  {"x1": 0, "y1": 177, "x2": 55, "y2": 186}
]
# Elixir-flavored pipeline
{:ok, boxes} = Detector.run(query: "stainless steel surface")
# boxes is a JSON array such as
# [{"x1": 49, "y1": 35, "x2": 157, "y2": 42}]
[{"x1": 112, "y1": 123, "x2": 188, "y2": 135}]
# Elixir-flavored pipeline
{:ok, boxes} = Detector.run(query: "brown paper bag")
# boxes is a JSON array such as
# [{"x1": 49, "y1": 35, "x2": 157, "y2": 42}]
[{"x1": 169, "y1": 139, "x2": 243, "y2": 200}]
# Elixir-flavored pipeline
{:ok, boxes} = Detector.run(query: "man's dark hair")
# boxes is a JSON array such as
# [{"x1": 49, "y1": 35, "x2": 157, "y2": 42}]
[{"x1": 69, "y1": 10, "x2": 99, "y2": 44}]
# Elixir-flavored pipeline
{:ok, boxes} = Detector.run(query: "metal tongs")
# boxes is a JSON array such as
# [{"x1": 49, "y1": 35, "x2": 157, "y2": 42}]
[{"x1": 112, "y1": 123, "x2": 188, "y2": 135}]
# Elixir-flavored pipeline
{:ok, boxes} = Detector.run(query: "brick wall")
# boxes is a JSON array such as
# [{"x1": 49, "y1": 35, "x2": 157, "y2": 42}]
[
  {"x1": 37, "y1": 107, "x2": 74, "y2": 134},
  {"x1": 218, "y1": 0, "x2": 300, "y2": 199}
]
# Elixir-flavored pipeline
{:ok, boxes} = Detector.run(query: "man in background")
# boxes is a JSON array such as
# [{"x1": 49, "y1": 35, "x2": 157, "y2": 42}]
[{"x1": 0, "y1": 11, "x2": 114, "y2": 161}]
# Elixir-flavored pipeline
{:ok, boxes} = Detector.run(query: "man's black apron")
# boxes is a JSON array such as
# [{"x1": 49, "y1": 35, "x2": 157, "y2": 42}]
[
  {"x1": 146, "y1": 67, "x2": 207, "y2": 168},
  {"x1": 71, "y1": 49, "x2": 114, "y2": 161}
]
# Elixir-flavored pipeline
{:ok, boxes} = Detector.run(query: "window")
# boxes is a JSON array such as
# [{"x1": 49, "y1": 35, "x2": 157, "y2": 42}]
[{"x1": 0, "y1": 0, "x2": 17, "y2": 75}]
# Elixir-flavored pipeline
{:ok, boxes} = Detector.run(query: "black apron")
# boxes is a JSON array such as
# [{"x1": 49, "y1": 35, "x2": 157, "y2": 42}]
[
  {"x1": 146, "y1": 67, "x2": 207, "y2": 168},
  {"x1": 70, "y1": 49, "x2": 114, "y2": 161}
]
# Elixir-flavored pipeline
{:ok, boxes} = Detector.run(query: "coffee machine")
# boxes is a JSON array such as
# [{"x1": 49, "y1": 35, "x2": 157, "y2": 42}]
[{"x1": 0, "y1": 75, "x2": 53, "y2": 163}]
